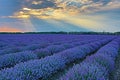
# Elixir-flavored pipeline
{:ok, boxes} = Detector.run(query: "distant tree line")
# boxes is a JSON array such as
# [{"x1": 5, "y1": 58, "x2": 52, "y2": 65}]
[{"x1": 0, "y1": 31, "x2": 120, "y2": 35}]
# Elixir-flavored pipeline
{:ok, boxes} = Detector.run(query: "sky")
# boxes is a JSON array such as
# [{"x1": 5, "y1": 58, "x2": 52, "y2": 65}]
[{"x1": 0, "y1": 0, "x2": 120, "y2": 32}]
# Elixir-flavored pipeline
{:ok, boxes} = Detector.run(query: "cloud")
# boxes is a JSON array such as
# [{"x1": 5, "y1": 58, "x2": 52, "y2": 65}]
[
  {"x1": 23, "y1": 0, "x2": 56, "y2": 9},
  {"x1": 1, "y1": 0, "x2": 119, "y2": 32},
  {"x1": 6, "y1": 0, "x2": 119, "y2": 19}
]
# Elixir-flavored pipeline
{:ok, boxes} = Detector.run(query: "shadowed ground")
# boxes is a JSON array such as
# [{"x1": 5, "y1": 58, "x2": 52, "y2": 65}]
[{"x1": 111, "y1": 50, "x2": 120, "y2": 80}]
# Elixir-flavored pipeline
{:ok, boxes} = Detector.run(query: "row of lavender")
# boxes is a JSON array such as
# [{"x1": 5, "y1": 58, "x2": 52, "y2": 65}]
[
  {"x1": 60, "y1": 38, "x2": 120, "y2": 80},
  {"x1": 0, "y1": 36, "x2": 113, "y2": 80},
  {"x1": 0, "y1": 34, "x2": 103, "y2": 49},
  {"x1": 0, "y1": 35, "x2": 110, "y2": 70},
  {"x1": 0, "y1": 38, "x2": 97, "y2": 69},
  {"x1": 2, "y1": 37, "x2": 111, "y2": 72},
  {"x1": 0, "y1": 34, "x2": 104, "y2": 55}
]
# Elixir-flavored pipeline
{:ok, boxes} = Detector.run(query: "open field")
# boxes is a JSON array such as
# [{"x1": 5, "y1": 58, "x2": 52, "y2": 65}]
[{"x1": 0, "y1": 34, "x2": 120, "y2": 80}]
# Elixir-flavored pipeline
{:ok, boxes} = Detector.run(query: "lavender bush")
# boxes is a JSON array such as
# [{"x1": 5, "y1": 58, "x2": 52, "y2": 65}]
[
  {"x1": 0, "y1": 47, "x2": 23, "y2": 55},
  {"x1": 33, "y1": 39, "x2": 100, "y2": 58},
  {"x1": 0, "y1": 38, "x2": 113, "y2": 80},
  {"x1": 60, "y1": 38, "x2": 120, "y2": 80},
  {"x1": 0, "y1": 55, "x2": 66, "y2": 80},
  {"x1": 60, "y1": 62, "x2": 108, "y2": 80},
  {"x1": 0, "y1": 51, "x2": 38, "y2": 69}
]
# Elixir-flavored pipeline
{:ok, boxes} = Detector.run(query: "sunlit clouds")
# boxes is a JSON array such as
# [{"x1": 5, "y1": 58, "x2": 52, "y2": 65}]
[
  {"x1": 11, "y1": 0, "x2": 120, "y2": 20},
  {"x1": 0, "y1": 0, "x2": 120, "y2": 32},
  {"x1": 32, "y1": 1, "x2": 43, "y2": 5},
  {"x1": 5, "y1": 0, "x2": 120, "y2": 19}
]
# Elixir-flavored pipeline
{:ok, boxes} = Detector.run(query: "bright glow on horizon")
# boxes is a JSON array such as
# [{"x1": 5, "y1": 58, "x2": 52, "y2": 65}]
[{"x1": 0, "y1": 27, "x2": 22, "y2": 32}]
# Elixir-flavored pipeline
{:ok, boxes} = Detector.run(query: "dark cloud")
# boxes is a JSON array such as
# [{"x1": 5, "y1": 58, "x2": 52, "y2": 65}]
[
  {"x1": 23, "y1": 0, "x2": 56, "y2": 9},
  {"x1": 66, "y1": 1, "x2": 83, "y2": 8},
  {"x1": 92, "y1": 0, "x2": 111, "y2": 5}
]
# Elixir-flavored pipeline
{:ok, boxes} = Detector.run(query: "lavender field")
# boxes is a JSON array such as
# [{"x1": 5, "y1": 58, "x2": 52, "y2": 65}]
[{"x1": 0, "y1": 34, "x2": 120, "y2": 80}]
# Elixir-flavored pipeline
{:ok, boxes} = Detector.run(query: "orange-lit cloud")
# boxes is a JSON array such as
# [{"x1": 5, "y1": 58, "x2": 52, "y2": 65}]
[
  {"x1": 8, "y1": 0, "x2": 120, "y2": 19},
  {"x1": 0, "y1": 27, "x2": 22, "y2": 32},
  {"x1": 1, "y1": 0, "x2": 119, "y2": 32}
]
